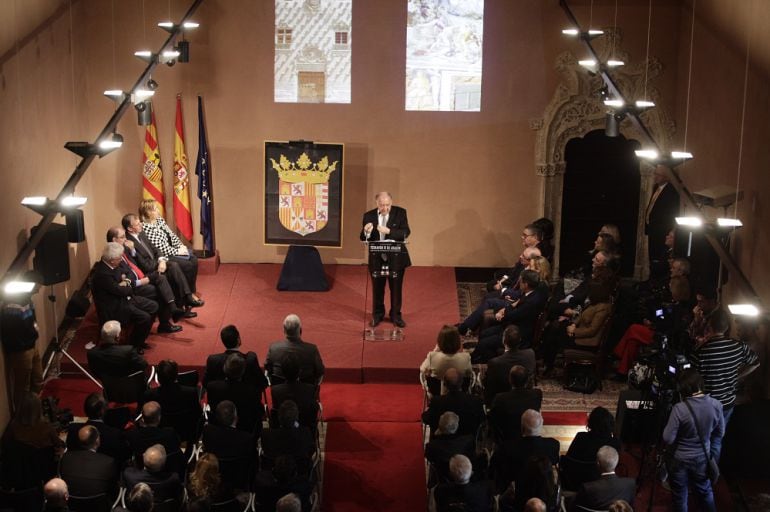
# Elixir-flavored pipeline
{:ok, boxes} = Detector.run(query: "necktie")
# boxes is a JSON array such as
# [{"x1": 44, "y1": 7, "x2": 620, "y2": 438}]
[
  {"x1": 133, "y1": 234, "x2": 150, "y2": 254},
  {"x1": 122, "y1": 254, "x2": 146, "y2": 279},
  {"x1": 645, "y1": 185, "x2": 664, "y2": 224},
  {"x1": 379, "y1": 214, "x2": 386, "y2": 240}
]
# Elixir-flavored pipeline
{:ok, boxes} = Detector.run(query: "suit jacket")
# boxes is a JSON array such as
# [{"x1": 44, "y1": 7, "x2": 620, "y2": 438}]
[
  {"x1": 65, "y1": 419, "x2": 131, "y2": 463},
  {"x1": 500, "y1": 286, "x2": 549, "y2": 345},
  {"x1": 58, "y1": 449, "x2": 118, "y2": 498},
  {"x1": 491, "y1": 436, "x2": 560, "y2": 493},
  {"x1": 572, "y1": 302, "x2": 612, "y2": 348},
  {"x1": 260, "y1": 426, "x2": 316, "y2": 476},
  {"x1": 425, "y1": 433, "x2": 476, "y2": 482},
  {"x1": 566, "y1": 431, "x2": 622, "y2": 463},
  {"x1": 422, "y1": 390, "x2": 485, "y2": 437},
  {"x1": 144, "y1": 383, "x2": 202, "y2": 442},
  {"x1": 434, "y1": 480, "x2": 494, "y2": 512},
  {"x1": 122, "y1": 467, "x2": 182, "y2": 502},
  {"x1": 202, "y1": 423, "x2": 256, "y2": 460},
  {"x1": 270, "y1": 381, "x2": 319, "y2": 428},
  {"x1": 488, "y1": 388, "x2": 543, "y2": 441},
  {"x1": 360, "y1": 206, "x2": 412, "y2": 269},
  {"x1": 125, "y1": 425, "x2": 181, "y2": 463},
  {"x1": 203, "y1": 349, "x2": 269, "y2": 389},
  {"x1": 265, "y1": 338, "x2": 325, "y2": 384},
  {"x1": 482, "y1": 349, "x2": 536, "y2": 406},
  {"x1": 128, "y1": 231, "x2": 164, "y2": 273},
  {"x1": 206, "y1": 378, "x2": 264, "y2": 433},
  {"x1": 90, "y1": 260, "x2": 136, "y2": 324},
  {"x1": 645, "y1": 182, "x2": 679, "y2": 237},
  {"x1": 86, "y1": 344, "x2": 147, "y2": 381},
  {"x1": 573, "y1": 474, "x2": 636, "y2": 510}
]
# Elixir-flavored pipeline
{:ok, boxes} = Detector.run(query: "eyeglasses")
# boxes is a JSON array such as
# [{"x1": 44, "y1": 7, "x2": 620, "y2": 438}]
[{"x1": 521, "y1": 232, "x2": 535, "y2": 239}]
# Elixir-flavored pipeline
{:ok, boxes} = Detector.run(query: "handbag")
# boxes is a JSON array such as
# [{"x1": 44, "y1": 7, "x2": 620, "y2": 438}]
[{"x1": 682, "y1": 398, "x2": 721, "y2": 485}]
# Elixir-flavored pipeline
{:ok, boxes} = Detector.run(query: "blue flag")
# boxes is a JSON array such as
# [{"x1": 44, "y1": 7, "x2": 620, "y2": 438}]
[{"x1": 195, "y1": 96, "x2": 214, "y2": 253}]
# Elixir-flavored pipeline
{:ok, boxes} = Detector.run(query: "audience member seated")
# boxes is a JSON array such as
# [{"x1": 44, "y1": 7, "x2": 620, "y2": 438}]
[
  {"x1": 203, "y1": 324, "x2": 269, "y2": 389},
  {"x1": 138, "y1": 198, "x2": 201, "y2": 302},
  {"x1": 433, "y1": 454, "x2": 494, "y2": 512},
  {"x1": 66, "y1": 392, "x2": 131, "y2": 464},
  {"x1": 532, "y1": 218, "x2": 556, "y2": 263},
  {"x1": 276, "y1": 493, "x2": 303, "y2": 512},
  {"x1": 87, "y1": 320, "x2": 148, "y2": 380},
  {"x1": 425, "y1": 412, "x2": 476, "y2": 484},
  {"x1": 123, "y1": 444, "x2": 183, "y2": 503},
  {"x1": 541, "y1": 280, "x2": 613, "y2": 377},
  {"x1": 91, "y1": 243, "x2": 158, "y2": 351},
  {"x1": 202, "y1": 401, "x2": 257, "y2": 460},
  {"x1": 206, "y1": 353, "x2": 265, "y2": 434},
  {"x1": 491, "y1": 410, "x2": 560, "y2": 494},
  {"x1": 265, "y1": 314, "x2": 325, "y2": 385},
  {"x1": 117, "y1": 483, "x2": 154, "y2": 512},
  {"x1": 43, "y1": 478, "x2": 69, "y2": 512},
  {"x1": 483, "y1": 326, "x2": 536, "y2": 406},
  {"x1": 270, "y1": 353, "x2": 320, "y2": 430},
  {"x1": 686, "y1": 286, "x2": 720, "y2": 346},
  {"x1": 524, "y1": 497, "x2": 547, "y2": 512},
  {"x1": 422, "y1": 368, "x2": 485, "y2": 437},
  {"x1": 58, "y1": 425, "x2": 118, "y2": 500},
  {"x1": 186, "y1": 453, "x2": 235, "y2": 504},
  {"x1": 261, "y1": 401, "x2": 317, "y2": 478},
  {"x1": 420, "y1": 325, "x2": 473, "y2": 394},
  {"x1": 488, "y1": 223, "x2": 545, "y2": 294},
  {"x1": 566, "y1": 407, "x2": 621, "y2": 463},
  {"x1": 488, "y1": 366, "x2": 543, "y2": 442},
  {"x1": 549, "y1": 250, "x2": 614, "y2": 320},
  {"x1": 254, "y1": 455, "x2": 313, "y2": 512},
  {"x1": 498, "y1": 455, "x2": 559, "y2": 512},
  {"x1": 573, "y1": 446, "x2": 636, "y2": 510},
  {"x1": 608, "y1": 499, "x2": 633, "y2": 512},
  {"x1": 126, "y1": 401, "x2": 181, "y2": 470},
  {"x1": 144, "y1": 359, "x2": 202, "y2": 446},
  {"x1": 1, "y1": 392, "x2": 63, "y2": 489},
  {"x1": 473, "y1": 270, "x2": 549, "y2": 363}
]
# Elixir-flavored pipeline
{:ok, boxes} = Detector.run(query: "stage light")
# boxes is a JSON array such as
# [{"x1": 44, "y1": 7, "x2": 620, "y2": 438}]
[
  {"x1": 578, "y1": 59, "x2": 597, "y2": 70},
  {"x1": 21, "y1": 196, "x2": 48, "y2": 206},
  {"x1": 97, "y1": 133, "x2": 123, "y2": 152},
  {"x1": 717, "y1": 218, "x2": 743, "y2": 227},
  {"x1": 635, "y1": 149, "x2": 659, "y2": 160},
  {"x1": 728, "y1": 304, "x2": 760, "y2": 317},
  {"x1": 604, "y1": 99, "x2": 625, "y2": 108},
  {"x1": 104, "y1": 90, "x2": 127, "y2": 102},
  {"x1": 4, "y1": 281, "x2": 37, "y2": 294},
  {"x1": 670, "y1": 151, "x2": 693, "y2": 160},
  {"x1": 134, "y1": 50, "x2": 155, "y2": 63},
  {"x1": 60, "y1": 196, "x2": 88, "y2": 208},
  {"x1": 675, "y1": 217, "x2": 703, "y2": 227},
  {"x1": 636, "y1": 100, "x2": 655, "y2": 108},
  {"x1": 157, "y1": 21, "x2": 199, "y2": 33},
  {"x1": 606, "y1": 59, "x2": 625, "y2": 67}
]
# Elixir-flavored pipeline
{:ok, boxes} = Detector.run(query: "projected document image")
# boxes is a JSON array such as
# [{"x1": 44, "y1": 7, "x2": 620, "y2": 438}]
[{"x1": 406, "y1": 0, "x2": 484, "y2": 111}]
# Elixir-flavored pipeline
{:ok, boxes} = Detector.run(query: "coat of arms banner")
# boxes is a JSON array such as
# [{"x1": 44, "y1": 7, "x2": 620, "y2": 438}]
[{"x1": 264, "y1": 141, "x2": 344, "y2": 247}]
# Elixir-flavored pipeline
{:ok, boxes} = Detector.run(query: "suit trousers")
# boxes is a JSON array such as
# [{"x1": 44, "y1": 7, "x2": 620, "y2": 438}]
[
  {"x1": 371, "y1": 269, "x2": 405, "y2": 319},
  {"x1": 134, "y1": 284, "x2": 172, "y2": 325},
  {"x1": 171, "y1": 253, "x2": 198, "y2": 294},
  {"x1": 126, "y1": 295, "x2": 158, "y2": 347},
  {"x1": 163, "y1": 261, "x2": 192, "y2": 302}
]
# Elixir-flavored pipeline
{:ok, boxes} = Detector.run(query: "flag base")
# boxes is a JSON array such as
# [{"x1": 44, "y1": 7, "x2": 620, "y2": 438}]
[{"x1": 194, "y1": 249, "x2": 220, "y2": 275}]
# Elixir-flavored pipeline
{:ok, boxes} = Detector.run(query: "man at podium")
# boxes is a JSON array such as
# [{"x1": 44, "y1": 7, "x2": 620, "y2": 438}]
[{"x1": 360, "y1": 191, "x2": 411, "y2": 328}]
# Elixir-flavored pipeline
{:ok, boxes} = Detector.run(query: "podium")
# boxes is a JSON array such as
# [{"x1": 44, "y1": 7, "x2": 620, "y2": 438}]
[{"x1": 363, "y1": 240, "x2": 407, "y2": 341}]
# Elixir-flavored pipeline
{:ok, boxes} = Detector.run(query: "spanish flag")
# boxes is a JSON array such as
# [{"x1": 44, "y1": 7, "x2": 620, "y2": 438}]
[
  {"x1": 141, "y1": 103, "x2": 166, "y2": 216},
  {"x1": 173, "y1": 95, "x2": 193, "y2": 240}
]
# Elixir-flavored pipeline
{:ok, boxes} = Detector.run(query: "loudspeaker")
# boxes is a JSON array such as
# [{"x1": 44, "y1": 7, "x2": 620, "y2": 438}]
[
  {"x1": 32, "y1": 224, "x2": 70, "y2": 285},
  {"x1": 65, "y1": 209, "x2": 86, "y2": 243}
]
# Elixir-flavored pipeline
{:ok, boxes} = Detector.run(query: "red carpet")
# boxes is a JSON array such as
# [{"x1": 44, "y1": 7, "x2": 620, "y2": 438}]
[{"x1": 63, "y1": 264, "x2": 458, "y2": 383}]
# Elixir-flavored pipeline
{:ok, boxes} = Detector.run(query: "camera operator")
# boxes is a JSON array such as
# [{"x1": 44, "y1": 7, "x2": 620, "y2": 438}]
[
  {"x1": 687, "y1": 287, "x2": 719, "y2": 348},
  {"x1": 662, "y1": 368, "x2": 724, "y2": 512},
  {"x1": 691, "y1": 308, "x2": 759, "y2": 426}
]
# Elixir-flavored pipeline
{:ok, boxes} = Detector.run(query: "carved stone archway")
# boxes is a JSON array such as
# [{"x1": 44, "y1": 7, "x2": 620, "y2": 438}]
[{"x1": 533, "y1": 30, "x2": 675, "y2": 279}]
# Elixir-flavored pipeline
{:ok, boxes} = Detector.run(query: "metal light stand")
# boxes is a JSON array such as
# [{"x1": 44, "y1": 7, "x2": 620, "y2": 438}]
[{"x1": 42, "y1": 286, "x2": 102, "y2": 387}]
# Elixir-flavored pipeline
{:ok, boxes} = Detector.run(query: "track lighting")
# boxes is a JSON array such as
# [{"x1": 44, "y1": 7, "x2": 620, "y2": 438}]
[
  {"x1": 136, "y1": 101, "x2": 152, "y2": 125},
  {"x1": 635, "y1": 149, "x2": 693, "y2": 167},
  {"x1": 134, "y1": 50, "x2": 155, "y2": 63},
  {"x1": 146, "y1": 78, "x2": 159, "y2": 90},
  {"x1": 728, "y1": 304, "x2": 760, "y2": 317}
]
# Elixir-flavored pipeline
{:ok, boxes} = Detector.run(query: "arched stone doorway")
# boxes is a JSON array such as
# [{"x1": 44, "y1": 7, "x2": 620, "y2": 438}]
[{"x1": 532, "y1": 30, "x2": 675, "y2": 279}]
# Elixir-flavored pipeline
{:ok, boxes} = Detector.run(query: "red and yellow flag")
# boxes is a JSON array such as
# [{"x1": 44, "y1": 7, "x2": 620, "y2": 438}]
[
  {"x1": 141, "y1": 103, "x2": 165, "y2": 216},
  {"x1": 173, "y1": 95, "x2": 193, "y2": 240}
]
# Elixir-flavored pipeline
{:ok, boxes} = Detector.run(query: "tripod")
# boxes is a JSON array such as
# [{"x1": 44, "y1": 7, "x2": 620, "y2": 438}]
[{"x1": 42, "y1": 286, "x2": 101, "y2": 388}]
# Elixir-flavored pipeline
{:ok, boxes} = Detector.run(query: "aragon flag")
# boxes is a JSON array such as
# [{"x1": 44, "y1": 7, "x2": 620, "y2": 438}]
[
  {"x1": 173, "y1": 95, "x2": 193, "y2": 240},
  {"x1": 141, "y1": 103, "x2": 166, "y2": 217}
]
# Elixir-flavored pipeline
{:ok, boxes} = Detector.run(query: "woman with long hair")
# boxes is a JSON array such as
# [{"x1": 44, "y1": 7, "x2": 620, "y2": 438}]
[
  {"x1": 419, "y1": 325, "x2": 472, "y2": 392},
  {"x1": 187, "y1": 453, "x2": 233, "y2": 503}
]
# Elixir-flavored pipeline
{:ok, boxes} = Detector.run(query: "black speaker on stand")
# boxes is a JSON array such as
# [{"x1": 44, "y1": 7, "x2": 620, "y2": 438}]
[
  {"x1": 65, "y1": 209, "x2": 86, "y2": 243},
  {"x1": 32, "y1": 224, "x2": 70, "y2": 286}
]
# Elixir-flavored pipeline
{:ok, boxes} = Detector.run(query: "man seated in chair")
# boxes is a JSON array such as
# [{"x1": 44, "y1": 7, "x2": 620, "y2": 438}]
[
  {"x1": 58, "y1": 425, "x2": 118, "y2": 500},
  {"x1": 203, "y1": 324, "x2": 269, "y2": 389},
  {"x1": 433, "y1": 454, "x2": 494, "y2": 512},
  {"x1": 87, "y1": 321, "x2": 148, "y2": 381},
  {"x1": 425, "y1": 412, "x2": 476, "y2": 485},
  {"x1": 270, "y1": 353, "x2": 319, "y2": 430},
  {"x1": 206, "y1": 352, "x2": 265, "y2": 434},
  {"x1": 572, "y1": 446, "x2": 636, "y2": 511},
  {"x1": 43, "y1": 478, "x2": 69, "y2": 512},
  {"x1": 421, "y1": 368, "x2": 485, "y2": 437},
  {"x1": 254, "y1": 455, "x2": 314, "y2": 512},
  {"x1": 66, "y1": 392, "x2": 131, "y2": 464},
  {"x1": 126, "y1": 401, "x2": 181, "y2": 470},
  {"x1": 144, "y1": 359, "x2": 202, "y2": 448},
  {"x1": 482, "y1": 326, "x2": 536, "y2": 406},
  {"x1": 122, "y1": 444, "x2": 182, "y2": 504},
  {"x1": 261, "y1": 401, "x2": 317, "y2": 479},
  {"x1": 265, "y1": 314, "x2": 325, "y2": 386},
  {"x1": 202, "y1": 400, "x2": 258, "y2": 460},
  {"x1": 488, "y1": 366, "x2": 543, "y2": 442}
]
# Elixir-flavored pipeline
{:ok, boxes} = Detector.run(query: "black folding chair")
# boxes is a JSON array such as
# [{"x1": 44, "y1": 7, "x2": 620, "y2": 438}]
[{"x1": 68, "y1": 492, "x2": 111, "y2": 512}]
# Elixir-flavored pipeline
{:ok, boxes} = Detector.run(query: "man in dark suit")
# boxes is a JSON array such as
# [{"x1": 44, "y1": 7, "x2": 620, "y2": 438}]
[
  {"x1": 202, "y1": 401, "x2": 257, "y2": 459},
  {"x1": 125, "y1": 401, "x2": 181, "y2": 470},
  {"x1": 86, "y1": 321, "x2": 148, "y2": 380},
  {"x1": 433, "y1": 454, "x2": 494, "y2": 512},
  {"x1": 491, "y1": 409, "x2": 560, "y2": 494},
  {"x1": 203, "y1": 324, "x2": 269, "y2": 389},
  {"x1": 122, "y1": 444, "x2": 183, "y2": 503},
  {"x1": 573, "y1": 446, "x2": 636, "y2": 510},
  {"x1": 58, "y1": 425, "x2": 118, "y2": 499},
  {"x1": 473, "y1": 270, "x2": 549, "y2": 362},
  {"x1": 488, "y1": 366, "x2": 543, "y2": 441},
  {"x1": 360, "y1": 191, "x2": 411, "y2": 328},
  {"x1": 206, "y1": 353, "x2": 265, "y2": 434},
  {"x1": 260, "y1": 400, "x2": 316, "y2": 478},
  {"x1": 91, "y1": 243, "x2": 158, "y2": 350},
  {"x1": 425, "y1": 412, "x2": 476, "y2": 484},
  {"x1": 422, "y1": 368, "x2": 485, "y2": 437},
  {"x1": 482, "y1": 326, "x2": 536, "y2": 406},
  {"x1": 270, "y1": 353, "x2": 319, "y2": 430},
  {"x1": 121, "y1": 213, "x2": 204, "y2": 309},
  {"x1": 265, "y1": 314, "x2": 325, "y2": 385},
  {"x1": 66, "y1": 392, "x2": 131, "y2": 464},
  {"x1": 144, "y1": 359, "x2": 202, "y2": 447},
  {"x1": 645, "y1": 166, "x2": 679, "y2": 278},
  {"x1": 43, "y1": 478, "x2": 69, "y2": 512}
]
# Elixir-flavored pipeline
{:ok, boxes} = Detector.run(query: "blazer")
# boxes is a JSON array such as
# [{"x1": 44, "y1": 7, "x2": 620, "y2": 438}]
[
  {"x1": 573, "y1": 473, "x2": 636, "y2": 510},
  {"x1": 500, "y1": 286, "x2": 549, "y2": 345},
  {"x1": 265, "y1": 338, "x2": 325, "y2": 384},
  {"x1": 58, "y1": 449, "x2": 118, "y2": 498},
  {"x1": 491, "y1": 436, "x2": 560, "y2": 493},
  {"x1": 572, "y1": 302, "x2": 612, "y2": 348},
  {"x1": 482, "y1": 349, "x2": 536, "y2": 406},
  {"x1": 86, "y1": 344, "x2": 147, "y2": 381},
  {"x1": 359, "y1": 206, "x2": 412, "y2": 269},
  {"x1": 128, "y1": 231, "x2": 164, "y2": 273},
  {"x1": 206, "y1": 379, "x2": 264, "y2": 433},
  {"x1": 421, "y1": 390, "x2": 485, "y2": 437},
  {"x1": 270, "y1": 381, "x2": 319, "y2": 428},
  {"x1": 90, "y1": 260, "x2": 135, "y2": 324},
  {"x1": 65, "y1": 419, "x2": 131, "y2": 463},
  {"x1": 202, "y1": 424, "x2": 256, "y2": 460},
  {"x1": 488, "y1": 388, "x2": 543, "y2": 440},
  {"x1": 203, "y1": 349, "x2": 269, "y2": 389}
]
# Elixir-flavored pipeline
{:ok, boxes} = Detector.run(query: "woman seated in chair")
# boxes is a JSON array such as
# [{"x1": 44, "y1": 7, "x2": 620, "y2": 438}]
[
  {"x1": 541, "y1": 280, "x2": 613, "y2": 377},
  {"x1": 186, "y1": 453, "x2": 234, "y2": 505},
  {"x1": 419, "y1": 325, "x2": 472, "y2": 394}
]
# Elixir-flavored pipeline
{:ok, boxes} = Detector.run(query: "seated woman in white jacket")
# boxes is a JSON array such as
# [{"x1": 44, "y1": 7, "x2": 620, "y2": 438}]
[{"x1": 420, "y1": 325, "x2": 473, "y2": 394}]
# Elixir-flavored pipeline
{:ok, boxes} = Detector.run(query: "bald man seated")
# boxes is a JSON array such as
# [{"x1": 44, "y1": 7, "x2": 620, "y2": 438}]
[
  {"x1": 58, "y1": 425, "x2": 119, "y2": 499},
  {"x1": 43, "y1": 478, "x2": 69, "y2": 512},
  {"x1": 125, "y1": 401, "x2": 181, "y2": 468},
  {"x1": 122, "y1": 444, "x2": 182, "y2": 503}
]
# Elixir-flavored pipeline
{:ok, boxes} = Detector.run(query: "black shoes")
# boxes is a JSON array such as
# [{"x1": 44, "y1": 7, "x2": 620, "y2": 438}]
[
  {"x1": 186, "y1": 297, "x2": 205, "y2": 308},
  {"x1": 371, "y1": 315, "x2": 384, "y2": 327},
  {"x1": 392, "y1": 316, "x2": 406, "y2": 328},
  {"x1": 182, "y1": 310, "x2": 198, "y2": 318},
  {"x1": 171, "y1": 308, "x2": 186, "y2": 323},
  {"x1": 158, "y1": 324, "x2": 183, "y2": 334}
]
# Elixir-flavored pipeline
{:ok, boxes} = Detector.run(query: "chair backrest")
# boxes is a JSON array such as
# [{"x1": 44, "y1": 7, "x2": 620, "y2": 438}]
[
  {"x1": 161, "y1": 409, "x2": 203, "y2": 445},
  {"x1": 0, "y1": 486, "x2": 44, "y2": 512},
  {"x1": 177, "y1": 370, "x2": 199, "y2": 387},
  {"x1": 218, "y1": 455, "x2": 254, "y2": 491},
  {"x1": 102, "y1": 370, "x2": 147, "y2": 404},
  {"x1": 559, "y1": 454, "x2": 600, "y2": 491},
  {"x1": 210, "y1": 498, "x2": 242, "y2": 512},
  {"x1": 68, "y1": 492, "x2": 111, "y2": 512},
  {"x1": 152, "y1": 498, "x2": 182, "y2": 512}
]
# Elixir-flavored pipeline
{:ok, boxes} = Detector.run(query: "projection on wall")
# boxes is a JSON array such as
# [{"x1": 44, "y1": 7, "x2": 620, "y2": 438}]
[
  {"x1": 274, "y1": 0, "x2": 352, "y2": 104},
  {"x1": 405, "y1": 0, "x2": 484, "y2": 111}
]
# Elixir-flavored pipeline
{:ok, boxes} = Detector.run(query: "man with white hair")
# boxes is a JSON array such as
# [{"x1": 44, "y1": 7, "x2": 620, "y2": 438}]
[
  {"x1": 573, "y1": 445, "x2": 636, "y2": 510},
  {"x1": 276, "y1": 493, "x2": 302, "y2": 512},
  {"x1": 425, "y1": 411, "x2": 476, "y2": 483},
  {"x1": 433, "y1": 454, "x2": 494, "y2": 511},
  {"x1": 490, "y1": 409, "x2": 560, "y2": 494},
  {"x1": 86, "y1": 321, "x2": 148, "y2": 380},
  {"x1": 91, "y1": 242, "x2": 158, "y2": 351},
  {"x1": 265, "y1": 314, "x2": 325, "y2": 385}
]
